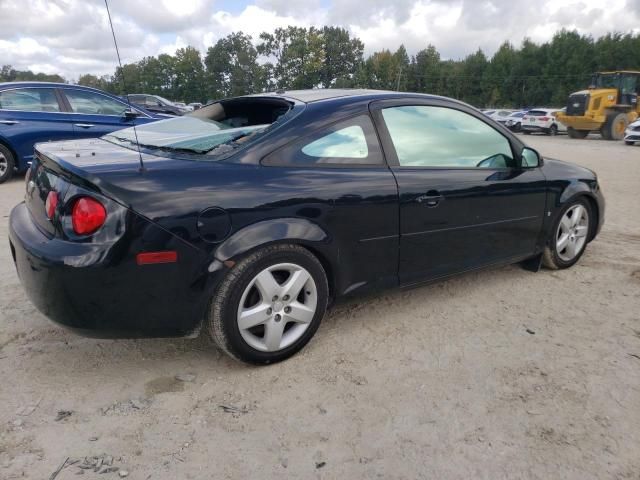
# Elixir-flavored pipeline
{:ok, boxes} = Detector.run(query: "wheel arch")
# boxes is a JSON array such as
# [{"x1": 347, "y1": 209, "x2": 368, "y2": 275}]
[
  {"x1": 214, "y1": 218, "x2": 338, "y2": 298},
  {"x1": 557, "y1": 186, "x2": 600, "y2": 242}
]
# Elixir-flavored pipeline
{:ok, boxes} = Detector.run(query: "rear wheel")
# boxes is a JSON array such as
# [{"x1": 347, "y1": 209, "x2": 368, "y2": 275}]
[
  {"x1": 548, "y1": 124, "x2": 558, "y2": 136},
  {"x1": 0, "y1": 144, "x2": 15, "y2": 184},
  {"x1": 208, "y1": 244, "x2": 329, "y2": 364},
  {"x1": 567, "y1": 127, "x2": 589, "y2": 139},
  {"x1": 601, "y1": 113, "x2": 628, "y2": 141},
  {"x1": 542, "y1": 199, "x2": 591, "y2": 270}
]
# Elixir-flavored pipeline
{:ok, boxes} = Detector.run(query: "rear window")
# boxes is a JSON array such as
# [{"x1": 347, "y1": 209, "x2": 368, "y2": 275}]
[
  {"x1": 527, "y1": 110, "x2": 549, "y2": 116},
  {"x1": 103, "y1": 97, "x2": 296, "y2": 160}
]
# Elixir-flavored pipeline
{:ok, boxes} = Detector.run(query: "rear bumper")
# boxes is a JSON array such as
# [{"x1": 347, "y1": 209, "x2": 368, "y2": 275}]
[
  {"x1": 9, "y1": 202, "x2": 217, "y2": 338},
  {"x1": 522, "y1": 125, "x2": 549, "y2": 132}
]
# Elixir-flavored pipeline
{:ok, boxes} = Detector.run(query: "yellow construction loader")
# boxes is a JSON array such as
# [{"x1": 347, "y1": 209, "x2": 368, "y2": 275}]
[{"x1": 556, "y1": 71, "x2": 640, "y2": 140}]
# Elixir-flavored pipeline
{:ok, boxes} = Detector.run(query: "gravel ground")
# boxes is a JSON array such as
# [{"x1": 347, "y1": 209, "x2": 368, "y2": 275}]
[{"x1": 1, "y1": 134, "x2": 639, "y2": 479}]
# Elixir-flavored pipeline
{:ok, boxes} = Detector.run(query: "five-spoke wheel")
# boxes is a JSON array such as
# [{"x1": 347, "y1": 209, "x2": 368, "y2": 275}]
[
  {"x1": 208, "y1": 244, "x2": 328, "y2": 364},
  {"x1": 543, "y1": 198, "x2": 592, "y2": 269},
  {"x1": 237, "y1": 263, "x2": 318, "y2": 352}
]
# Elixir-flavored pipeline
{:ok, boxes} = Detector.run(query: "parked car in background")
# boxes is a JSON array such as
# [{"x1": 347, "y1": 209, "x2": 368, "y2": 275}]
[
  {"x1": 9, "y1": 89, "x2": 604, "y2": 364},
  {"x1": 521, "y1": 108, "x2": 567, "y2": 135},
  {"x1": 127, "y1": 94, "x2": 188, "y2": 116},
  {"x1": 487, "y1": 109, "x2": 516, "y2": 124},
  {"x1": 505, "y1": 111, "x2": 528, "y2": 132},
  {"x1": 624, "y1": 118, "x2": 640, "y2": 145},
  {"x1": 174, "y1": 102, "x2": 194, "y2": 112},
  {"x1": 0, "y1": 82, "x2": 160, "y2": 183},
  {"x1": 189, "y1": 102, "x2": 203, "y2": 110}
]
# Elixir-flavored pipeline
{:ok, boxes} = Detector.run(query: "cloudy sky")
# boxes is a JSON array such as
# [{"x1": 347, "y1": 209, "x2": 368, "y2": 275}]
[{"x1": 1, "y1": 0, "x2": 639, "y2": 80}]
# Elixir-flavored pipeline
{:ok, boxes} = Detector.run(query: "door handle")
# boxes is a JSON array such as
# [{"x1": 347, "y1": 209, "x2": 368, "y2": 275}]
[
  {"x1": 74, "y1": 123, "x2": 95, "y2": 128},
  {"x1": 0, "y1": 120, "x2": 19, "y2": 125},
  {"x1": 416, "y1": 190, "x2": 443, "y2": 207}
]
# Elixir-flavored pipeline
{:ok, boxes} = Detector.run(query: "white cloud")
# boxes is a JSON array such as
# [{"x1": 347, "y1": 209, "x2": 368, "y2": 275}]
[{"x1": 0, "y1": 0, "x2": 638, "y2": 80}]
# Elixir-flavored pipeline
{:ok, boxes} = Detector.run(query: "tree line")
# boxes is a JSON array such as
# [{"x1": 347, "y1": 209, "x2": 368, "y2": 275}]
[{"x1": 2, "y1": 28, "x2": 640, "y2": 108}]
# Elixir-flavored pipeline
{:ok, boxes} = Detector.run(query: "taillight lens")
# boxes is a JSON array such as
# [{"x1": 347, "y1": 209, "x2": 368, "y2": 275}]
[
  {"x1": 540, "y1": 117, "x2": 549, "y2": 121},
  {"x1": 45, "y1": 191, "x2": 58, "y2": 220},
  {"x1": 72, "y1": 196, "x2": 106, "y2": 235}
]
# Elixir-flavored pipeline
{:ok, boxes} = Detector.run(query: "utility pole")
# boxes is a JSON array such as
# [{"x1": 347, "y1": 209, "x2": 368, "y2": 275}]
[{"x1": 396, "y1": 66, "x2": 403, "y2": 91}]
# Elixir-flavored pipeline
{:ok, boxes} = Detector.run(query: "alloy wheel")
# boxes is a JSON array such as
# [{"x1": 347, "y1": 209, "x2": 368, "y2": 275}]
[
  {"x1": 237, "y1": 263, "x2": 317, "y2": 352},
  {"x1": 556, "y1": 204, "x2": 589, "y2": 262}
]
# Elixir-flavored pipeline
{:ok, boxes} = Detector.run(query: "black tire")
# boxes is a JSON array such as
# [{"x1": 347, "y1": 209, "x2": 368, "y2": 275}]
[
  {"x1": 567, "y1": 127, "x2": 589, "y2": 139},
  {"x1": 208, "y1": 243, "x2": 329, "y2": 364},
  {"x1": 523, "y1": 130, "x2": 531, "y2": 135},
  {"x1": 0, "y1": 143, "x2": 15, "y2": 184},
  {"x1": 542, "y1": 198, "x2": 592, "y2": 270},
  {"x1": 601, "y1": 112, "x2": 628, "y2": 141},
  {"x1": 548, "y1": 124, "x2": 558, "y2": 136},
  {"x1": 625, "y1": 140, "x2": 635, "y2": 146}
]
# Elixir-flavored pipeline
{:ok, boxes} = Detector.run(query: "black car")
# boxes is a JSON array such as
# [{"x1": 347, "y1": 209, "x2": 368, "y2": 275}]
[
  {"x1": 9, "y1": 89, "x2": 604, "y2": 364},
  {"x1": 126, "y1": 94, "x2": 187, "y2": 116}
]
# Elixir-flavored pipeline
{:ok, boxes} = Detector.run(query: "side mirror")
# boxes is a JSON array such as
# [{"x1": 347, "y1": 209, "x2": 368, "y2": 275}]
[
  {"x1": 521, "y1": 147, "x2": 541, "y2": 168},
  {"x1": 123, "y1": 108, "x2": 140, "y2": 121}
]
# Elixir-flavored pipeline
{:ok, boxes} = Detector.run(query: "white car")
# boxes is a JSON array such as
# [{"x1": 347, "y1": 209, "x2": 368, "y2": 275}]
[
  {"x1": 521, "y1": 108, "x2": 567, "y2": 135},
  {"x1": 504, "y1": 110, "x2": 528, "y2": 132},
  {"x1": 487, "y1": 109, "x2": 516, "y2": 124},
  {"x1": 624, "y1": 119, "x2": 640, "y2": 145}
]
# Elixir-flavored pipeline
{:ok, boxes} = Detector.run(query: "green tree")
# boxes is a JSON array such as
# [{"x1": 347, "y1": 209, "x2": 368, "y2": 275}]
[{"x1": 205, "y1": 32, "x2": 267, "y2": 99}]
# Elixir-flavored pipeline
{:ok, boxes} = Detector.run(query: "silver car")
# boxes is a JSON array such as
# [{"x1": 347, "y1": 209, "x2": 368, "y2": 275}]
[{"x1": 624, "y1": 118, "x2": 640, "y2": 145}]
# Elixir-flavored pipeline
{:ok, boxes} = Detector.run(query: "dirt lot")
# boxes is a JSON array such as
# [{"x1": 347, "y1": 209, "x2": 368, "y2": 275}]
[{"x1": 1, "y1": 135, "x2": 639, "y2": 479}]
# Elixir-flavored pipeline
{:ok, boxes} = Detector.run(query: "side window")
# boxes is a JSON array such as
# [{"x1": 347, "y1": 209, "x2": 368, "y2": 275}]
[
  {"x1": 0, "y1": 88, "x2": 61, "y2": 112},
  {"x1": 301, "y1": 125, "x2": 368, "y2": 159},
  {"x1": 382, "y1": 106, "x2": 515, "y2": 168},
  {"x1": 63, "y1": 89, "x2": 127, "y2": 115},
  {"x1": 264, "y1": 115, "x2": 383, "y2": 166}
]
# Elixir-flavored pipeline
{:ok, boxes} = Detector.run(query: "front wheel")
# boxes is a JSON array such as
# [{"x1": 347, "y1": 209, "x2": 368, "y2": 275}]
[
  {"x1": 542, "y1": 199, "x2": 591, "y2": 270},
  {"x1": 208, "y1": 244, "x2": 329, "y2": 364},
  {"x1": 625, "y1": 140, "x2": 635, "y2": 146}
]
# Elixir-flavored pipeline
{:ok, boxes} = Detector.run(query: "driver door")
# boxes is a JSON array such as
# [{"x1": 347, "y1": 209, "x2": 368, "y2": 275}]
[{"x1": 371, "y1": 99, "x2": 547, "y2": 285}]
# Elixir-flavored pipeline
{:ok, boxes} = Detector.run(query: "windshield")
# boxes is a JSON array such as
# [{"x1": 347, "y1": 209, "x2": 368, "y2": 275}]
[
  {"x1": 103, "y1": 116, "x2": 269, "y2": 156},
  {"x1": 590, "y1": 74, "x2": 619, "y2": 89}
]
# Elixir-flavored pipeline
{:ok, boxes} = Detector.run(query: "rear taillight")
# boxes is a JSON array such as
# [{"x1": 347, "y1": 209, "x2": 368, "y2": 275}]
[
  {"x1": 540, "y1": 117, "x2": 549, "y2": 121},
  {"x1": 72, "y1": 196, "x2": 106, "y2": 235},
  {"x1": 45, "y1": 191, "x2": 58, "y2": 220}
]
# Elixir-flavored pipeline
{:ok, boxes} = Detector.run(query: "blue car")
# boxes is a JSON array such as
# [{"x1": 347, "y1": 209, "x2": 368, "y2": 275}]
[{"x1": 0, "y1": 82, "x2": 161, "y2": 183}]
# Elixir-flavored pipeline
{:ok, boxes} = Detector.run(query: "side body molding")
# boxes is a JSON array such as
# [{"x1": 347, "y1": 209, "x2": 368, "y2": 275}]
[{"x1": 215, "y1": 218, "x2": 330, "y2": 261}]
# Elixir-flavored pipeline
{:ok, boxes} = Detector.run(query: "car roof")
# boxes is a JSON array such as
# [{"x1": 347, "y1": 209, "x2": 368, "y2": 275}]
[
  {"x1": 0, "y1": 81, "x2": 116, "y2": 97},
  {"x1": 248, "y1": 88, "x2": 417, "y2": 104}
]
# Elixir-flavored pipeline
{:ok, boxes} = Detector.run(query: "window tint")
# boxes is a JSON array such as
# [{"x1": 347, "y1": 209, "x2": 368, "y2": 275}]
[
  {"x1": 264, "y1": 115, "x2": 383, "y2": 166},
  {"x1": 382, "y1": 105, "x2": 514, "y2": 168},
  {"x1": 301, "y1": 125, "x2": 368, "y2": 158},
  {"x1": 64, "y1": 89, "x2": 127, "y2": 115},
  {"x1": 0, "y1": 88, "x2": 60, "y2": 112}
]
